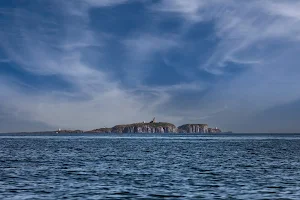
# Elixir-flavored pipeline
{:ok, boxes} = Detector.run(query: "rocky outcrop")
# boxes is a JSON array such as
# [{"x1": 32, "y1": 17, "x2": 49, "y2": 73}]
[
  {"x1": 85, "y1": 121, "x2": 222, "y2": 134},
  {"x1": 178, "y1": 124, "x2": 209, "y2": 133},
  {"x1": 110, "y1": 122, "x2": 177, "y2": 133}
]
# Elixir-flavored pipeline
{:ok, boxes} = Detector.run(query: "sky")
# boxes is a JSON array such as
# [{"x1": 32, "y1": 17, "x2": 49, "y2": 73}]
[{"x1": 1, "y1": 0, "x2": 300, "y2": 133}]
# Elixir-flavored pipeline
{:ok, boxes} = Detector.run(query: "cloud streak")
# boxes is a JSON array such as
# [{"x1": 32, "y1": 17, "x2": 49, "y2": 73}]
[
  {"x1": 0, "y1": 0, "x2": 187, "y2": 131},
  {"x1": 1, "y1": 0, "x2": 300, "y2": 132},
  {"x1": 151, "y1": 0, "x2": 300, "y2": 132}
]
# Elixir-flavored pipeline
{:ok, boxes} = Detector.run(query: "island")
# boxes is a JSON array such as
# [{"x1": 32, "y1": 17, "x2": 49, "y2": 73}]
[
  {"x1": 87, "y1": 122, "x2": 177, "y2": 133},
  {"x1": 56, "y1": 117, "x2": 224, "y2": 134}
]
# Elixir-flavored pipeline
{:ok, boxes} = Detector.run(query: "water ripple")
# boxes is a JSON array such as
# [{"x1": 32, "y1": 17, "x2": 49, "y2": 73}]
[{"x1": 1, "y1": 134, "x2": 300, "y2": 199}]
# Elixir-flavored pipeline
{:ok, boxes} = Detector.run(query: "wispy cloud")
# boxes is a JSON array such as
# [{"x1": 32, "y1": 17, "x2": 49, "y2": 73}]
[
  {"x1": 266, "y1": 1, "x2": 300, "y2": 20},
  {"x1": 82, "y1": 0, "x2": 129, "y2": 7},
  {"x1": 154, "y1": 0, "x2": 300, "y2": 73},
  {"x1": 1, "y1": 0, "x2": 300, "y2": 132},
  {"x1": 0, "y1": 0, "x2": 186, "y2": 131},
  {"x1": 150, "y1": 0, "x2": 300, "y2": 132},
  {"x1": 124, "y1": 34, "x2": 179, "y2": 61},
  {"x1": 152, "y1": 0, "x2": 209, "y2": 22}
]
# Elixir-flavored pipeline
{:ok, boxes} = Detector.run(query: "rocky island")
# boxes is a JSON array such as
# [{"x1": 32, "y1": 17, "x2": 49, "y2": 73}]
[
  {"x1": 82, "y1": 117, "x2": 222, "y2": 134},
  {"x1": 48, "y1": 117, "x2": 223, "y2": 134},
  {"x1": 86, "y1": 118, "x2": 176, "y2": 133},
  {"x1": 88, "y1": 123, "x2": 177, "y2": 133}
]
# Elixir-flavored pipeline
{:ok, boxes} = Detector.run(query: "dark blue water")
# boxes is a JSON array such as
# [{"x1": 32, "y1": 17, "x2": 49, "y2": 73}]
[{"x1": 1, "y1": 134, "x2": 300, "y2": 199}]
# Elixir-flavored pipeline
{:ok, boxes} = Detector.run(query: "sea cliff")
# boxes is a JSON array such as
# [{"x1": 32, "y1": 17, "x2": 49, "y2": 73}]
[
  {"x1": 88, "y1": 122, "x2": 177, "y2": 133},
  {"x1": 178, "y1": 124, "x2": 209, "y2": 133},
  {"x1": 55, "y1": 119, "x2": 223, "y2": 134}
]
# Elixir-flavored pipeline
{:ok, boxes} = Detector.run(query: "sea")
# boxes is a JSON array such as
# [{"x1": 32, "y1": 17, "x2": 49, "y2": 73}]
[{"x1": 1, "y1": 133, "x2": 300, "y2": 199}]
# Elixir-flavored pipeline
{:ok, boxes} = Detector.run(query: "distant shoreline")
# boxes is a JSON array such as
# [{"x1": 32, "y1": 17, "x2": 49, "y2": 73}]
[
  {"x1": 1, "y1": 121, "x2": 225, "y2": 134},
  {"x1": 2, "y1": 132, "x2": 300, "y2": 135}
]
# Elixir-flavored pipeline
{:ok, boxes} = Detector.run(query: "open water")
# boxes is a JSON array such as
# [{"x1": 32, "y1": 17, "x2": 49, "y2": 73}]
[{"x1": 1, "y1": 133, "x2": 300, "y2": 199}]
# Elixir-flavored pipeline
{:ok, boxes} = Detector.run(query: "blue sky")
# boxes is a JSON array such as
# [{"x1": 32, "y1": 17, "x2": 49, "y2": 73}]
[{"x1": 1, "y1": 0, "x2": 300, "y2": 133}]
